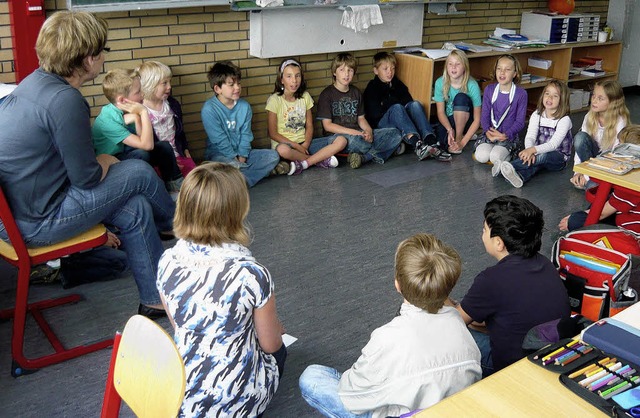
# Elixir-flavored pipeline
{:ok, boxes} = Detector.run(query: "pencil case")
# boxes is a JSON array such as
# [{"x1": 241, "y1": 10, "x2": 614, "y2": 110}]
[
  {"x1": 529, "y1": 341, "x2": 640, "y2": 416},
  {"x1": 559, "y1": 353, "x2": 640, "y2": 417}
]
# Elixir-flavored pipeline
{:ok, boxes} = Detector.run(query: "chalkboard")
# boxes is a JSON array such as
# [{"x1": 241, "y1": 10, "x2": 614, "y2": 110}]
[{"x1": 67, "y1": 0, "x2": 228, "y2": 13}]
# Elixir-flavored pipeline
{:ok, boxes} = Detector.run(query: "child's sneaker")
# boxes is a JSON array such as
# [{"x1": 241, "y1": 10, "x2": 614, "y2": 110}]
[
  {"x1": 271, "y1": 161, "x2": 290, "y2": 175},
  {"x1": 500, "y1": 161, "x2": 523, "y2": 188},
  {"x1": 348, "y1": 153, "x2": 363, "y2": 169},
  {"x1": 416, "y1": 142, "x2": 451, "y2": 162},
  {"x1": 288, "y1": 160, "x2": 304, "y2": 176},
  {"x1": 491, "y1": 161, "x2": 502, "y2": 177},
  {"x1": 317, "y1": 156, "x2": 339, "y2": 169},
  {"x1": 394, "y1": 142, "x2": 406, "y2": 156}
]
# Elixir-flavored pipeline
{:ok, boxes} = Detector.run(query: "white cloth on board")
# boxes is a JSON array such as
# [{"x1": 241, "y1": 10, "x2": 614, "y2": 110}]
[
  {"x1": 340, "y1": 5, "x2": 383, "y2": 33},
  {"x1": 257, "y1": 0, "x2": 283, "y2": 7}
]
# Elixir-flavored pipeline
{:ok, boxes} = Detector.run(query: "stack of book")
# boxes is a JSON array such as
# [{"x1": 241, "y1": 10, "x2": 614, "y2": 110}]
[
  {"x1": 483, "y1": 27, "x2": 548, "y2": 50},
  {"x1": 573, "y1": 56, "x2": 605, "y2": 77}
]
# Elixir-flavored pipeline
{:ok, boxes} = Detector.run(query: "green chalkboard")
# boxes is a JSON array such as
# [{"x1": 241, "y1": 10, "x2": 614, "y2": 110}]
[{"x1": 67, "y1": 0, "x2": 228, "y2": 12}]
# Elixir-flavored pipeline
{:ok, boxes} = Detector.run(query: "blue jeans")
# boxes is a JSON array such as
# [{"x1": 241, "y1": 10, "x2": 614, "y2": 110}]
[
  {"x1": 340, "y1": 128, "x2": 401, "y2": 164},
  {"x1": 468, "y1": 328, "x2": 494, "y2": 378},
  {"x1": 120, "y1": 141, "x2": 183, "y2": 182},
  {"x1": 377, "y1": 102, "x2": 435, "y2": 147},
  {"x1": 299, "y1": 365, "x2": 372, "y2": 418},
  {"x1": 573, "y1": 131, "x2": 601, "y2": 163},
  {"x1": 207, "y1": 149, "x2": 279, "y2": 188},
  {"x1": 510, "y1": 150, "x2": 566, "y2": 183},
  {"x1": 9, "y1": 160, "x2": 175, "y2": 305}
]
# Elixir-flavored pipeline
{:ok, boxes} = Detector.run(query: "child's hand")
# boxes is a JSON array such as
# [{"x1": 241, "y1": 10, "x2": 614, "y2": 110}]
[
  {"x1": 447, "y1": 129, "x2": 456, "y2": 147},
  {"x1": 362, "y1": 129, "x2": 373, "y2": 143},
  {"x1": 292, "y1": 142, "x2": 308, "y2": 155},
  {"x1": 105, "y1": 231, "x2": 121, "y2": 249},
  {"x1": 519, "y1": 147, "x2": 537, "y2": 166},
  {"x1": 237, "y1": 156, "x2": 247, "y2": 164},
  {"x1": 117, "y1": 99, "x2": 147, "y2": 115},
  {"x1": 570, "y1": 173, "x2": 587, "y2": 189},
  {"x1": 487, "y1": 128, "x2": 507, "y2": 142},
  {"x1": 558, "y1": 215, "x2": 570, "y2": 231}
]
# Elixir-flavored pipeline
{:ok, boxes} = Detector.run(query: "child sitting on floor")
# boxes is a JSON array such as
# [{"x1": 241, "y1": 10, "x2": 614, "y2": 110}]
[
  {"x1": 202, "y1": 61, "x2": 281, "y2": 186},
  {"x1": 157, "y1": 162, "x2": 286, "y2": 416},
  {"x1": 362, "y1": 51, "x2": 448, "y2": 162},
  {"x1": 559, "y1": 125, "x2": 640, "y2": 234},
  {"x1": 498, "y1": 80, "x2": 572, "y2": 188},
  {"x1": 299, "y1": 233, "x2": 481, "y2": 418},
  {"x1": 454, "y1": 195, "x2": 570, "y2": 377},
  {"x1": 138, "y1": 60, "x2": 197, "y2": 178}
]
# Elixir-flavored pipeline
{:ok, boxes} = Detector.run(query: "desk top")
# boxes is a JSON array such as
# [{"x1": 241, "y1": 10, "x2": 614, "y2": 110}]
[
  {"x1": 574, "y1": 162, "x2": 640, "y2": 192},
  {"x1": 418, "y1": 302, "x2": 640, "y2": 417}
]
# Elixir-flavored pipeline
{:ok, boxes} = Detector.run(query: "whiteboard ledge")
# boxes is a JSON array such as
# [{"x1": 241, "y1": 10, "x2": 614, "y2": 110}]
[{"x1": 67, "y1": 0, "x2": 228, "y2": 13}]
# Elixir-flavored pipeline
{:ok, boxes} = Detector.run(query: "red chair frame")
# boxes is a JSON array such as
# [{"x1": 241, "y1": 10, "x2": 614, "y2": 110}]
[{"x1": 0, "y1": 186, "x2": 113, "y2": 377}]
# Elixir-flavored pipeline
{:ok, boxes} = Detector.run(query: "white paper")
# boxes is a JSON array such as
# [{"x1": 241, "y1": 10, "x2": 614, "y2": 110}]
[{"x1": 282, "y1": 333, "x2": 297, "y2": 347}]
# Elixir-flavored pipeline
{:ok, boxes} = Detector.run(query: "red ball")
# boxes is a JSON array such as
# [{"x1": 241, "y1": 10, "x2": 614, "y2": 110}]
[{"x1": 548, "y1": 0, "x2": 575, "y2": 15}]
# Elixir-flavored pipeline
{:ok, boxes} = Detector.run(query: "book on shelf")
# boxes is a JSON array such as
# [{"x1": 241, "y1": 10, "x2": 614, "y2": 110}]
[{"x1": 581, "y1": 68, "x2": 606, "y2": 77}]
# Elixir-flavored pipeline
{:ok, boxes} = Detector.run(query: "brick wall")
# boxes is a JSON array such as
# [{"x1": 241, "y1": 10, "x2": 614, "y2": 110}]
[{"x1": 0, "y1": 0, "x2": 610, "y2": 158}]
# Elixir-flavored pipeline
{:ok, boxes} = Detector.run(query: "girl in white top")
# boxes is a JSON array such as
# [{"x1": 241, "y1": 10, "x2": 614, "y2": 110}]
[
  {"x1": 498, "y1": 80, "x2": 573, "y2": 188},
  {"x1": 266, "y1": 58, "x2": 347, "y2": 175},
  {"x1": 571, "y1": 80, "x2": 630, "y2": 189}
]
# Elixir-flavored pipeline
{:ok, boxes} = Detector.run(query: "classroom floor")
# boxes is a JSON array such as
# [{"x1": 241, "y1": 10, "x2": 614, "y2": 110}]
[{"x1": 0, "y1": 89, "x2": 638, "y2": 417}]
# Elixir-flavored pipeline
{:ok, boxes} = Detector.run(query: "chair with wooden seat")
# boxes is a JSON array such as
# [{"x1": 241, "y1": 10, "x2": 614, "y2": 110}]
[
  {"x1": 100, "y1": 314, "x2": 186, "y2": 418},
  {"x1": 0, "y1": 186, "x2": 112, "y2": 377}
]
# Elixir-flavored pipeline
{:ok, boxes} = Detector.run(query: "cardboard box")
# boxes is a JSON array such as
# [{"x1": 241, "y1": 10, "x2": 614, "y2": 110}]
[{"x1": 569, "y1": 88, "x2": 584, "y2": 111}]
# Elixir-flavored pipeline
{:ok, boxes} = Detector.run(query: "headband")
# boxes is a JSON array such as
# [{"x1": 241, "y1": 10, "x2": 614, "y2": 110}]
[{"x1": 280, "y1": 59, "x2": 300, "y2": 74}]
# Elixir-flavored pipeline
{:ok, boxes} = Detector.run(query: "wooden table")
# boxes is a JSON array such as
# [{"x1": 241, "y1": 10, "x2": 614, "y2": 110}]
[
  {"x1": 573, "y1": 162, "x2": 640, "y2": 226},
  {"x1": 418, "y1": 302, "x2": 640, "y2": 417}
]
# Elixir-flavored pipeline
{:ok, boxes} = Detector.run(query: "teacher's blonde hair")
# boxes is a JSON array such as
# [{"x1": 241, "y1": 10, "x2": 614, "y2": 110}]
[
  {"x1": 174, "y1": 162, "x2": 250, "y2": 247},
  {"x1": 36, "y1": 11, "x2": 108, "y2": 77}
]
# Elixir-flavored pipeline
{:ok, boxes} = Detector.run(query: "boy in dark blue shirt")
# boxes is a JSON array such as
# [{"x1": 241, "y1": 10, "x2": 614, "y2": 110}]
[{"x1": 454, "y1": 195, "x2": 570, "y2": 377}]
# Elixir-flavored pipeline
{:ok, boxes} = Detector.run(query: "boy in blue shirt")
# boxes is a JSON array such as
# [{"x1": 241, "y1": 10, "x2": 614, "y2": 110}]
[
  {"x1": 201, "y1": 61, "x2": 281, "y2": 187},
  {"x1": 363, "y1": 52, "x2": 450, "y2": 162},
  {"x1": 92, "y1": 68, "x2": 183, "y2": 196},
  {"x1": 316, "y1": 53, "x2": 402, "y2": 169},
  {"x1": 454, "y1": 195, "x2": 570, "y2": 377}
]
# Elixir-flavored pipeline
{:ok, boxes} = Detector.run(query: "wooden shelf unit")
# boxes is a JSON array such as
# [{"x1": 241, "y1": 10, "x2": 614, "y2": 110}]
[{"x1": 395, "y1": 41, "x2": 622, "y2": 119}]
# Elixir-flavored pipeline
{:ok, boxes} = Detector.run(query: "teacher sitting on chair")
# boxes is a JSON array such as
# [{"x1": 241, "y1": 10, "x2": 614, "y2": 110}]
[{"x1": 0, "y1": 11, "x2": 174, "y2": 319}]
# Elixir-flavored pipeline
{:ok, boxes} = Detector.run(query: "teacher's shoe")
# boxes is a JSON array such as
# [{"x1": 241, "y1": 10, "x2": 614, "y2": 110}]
[{"x1": 138, "y1": 304, "x2": 167, "y2": 320}]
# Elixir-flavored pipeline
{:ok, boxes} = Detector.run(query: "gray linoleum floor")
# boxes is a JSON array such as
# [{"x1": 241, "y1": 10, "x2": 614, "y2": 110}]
[{"x1": 0, "y1": 89, "x2": 638, "y2": 417}]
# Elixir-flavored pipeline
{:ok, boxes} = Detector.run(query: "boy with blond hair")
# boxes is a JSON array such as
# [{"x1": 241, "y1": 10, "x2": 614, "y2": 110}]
[
  {"x1": 299, "y1": 233, "x2": 481, "y2": 417},
  {"x1": 92, "y1": 68, "x2": 183, "y2": 195},
  {"x1": 316, "y1": 53, "x2": 402, "y2": 169},
  {"x1": 363, "y1": 51, "x2": 450, "y2": 162}
]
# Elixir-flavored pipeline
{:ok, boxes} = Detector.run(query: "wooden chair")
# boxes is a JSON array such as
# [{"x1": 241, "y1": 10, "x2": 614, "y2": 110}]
[
  {"x1": 0, "y1": 186, "x2": 112, "y2": 377},
  {"x1": 101, "y1": 314, "x2": 186, "y2": 418}
]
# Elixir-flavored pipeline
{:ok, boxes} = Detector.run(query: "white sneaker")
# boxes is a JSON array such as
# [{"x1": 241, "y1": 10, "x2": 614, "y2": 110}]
[
  {"x1": 394, "y1": 142, "x2": 406, "y2": 156},
  {"x1": 491, "y1": 161, "x2": 502, "y2": 177},
  {"x1": 500, "y1": 161, "x2": 523, "y2": 188}
]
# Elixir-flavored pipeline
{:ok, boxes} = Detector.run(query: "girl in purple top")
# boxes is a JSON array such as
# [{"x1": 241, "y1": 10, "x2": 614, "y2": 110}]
[
  {"x1": 498, "y1": 80, "x2": 573, "y2": 188},
  {"x1": 474, "y1": 55, "x2": 527, "y2": 175}
]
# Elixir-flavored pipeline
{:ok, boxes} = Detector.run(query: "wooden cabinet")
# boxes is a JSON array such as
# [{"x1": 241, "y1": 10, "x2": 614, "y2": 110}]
[{"x1": 395, "y1": 41, "x2": 622, "y2": 119}]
